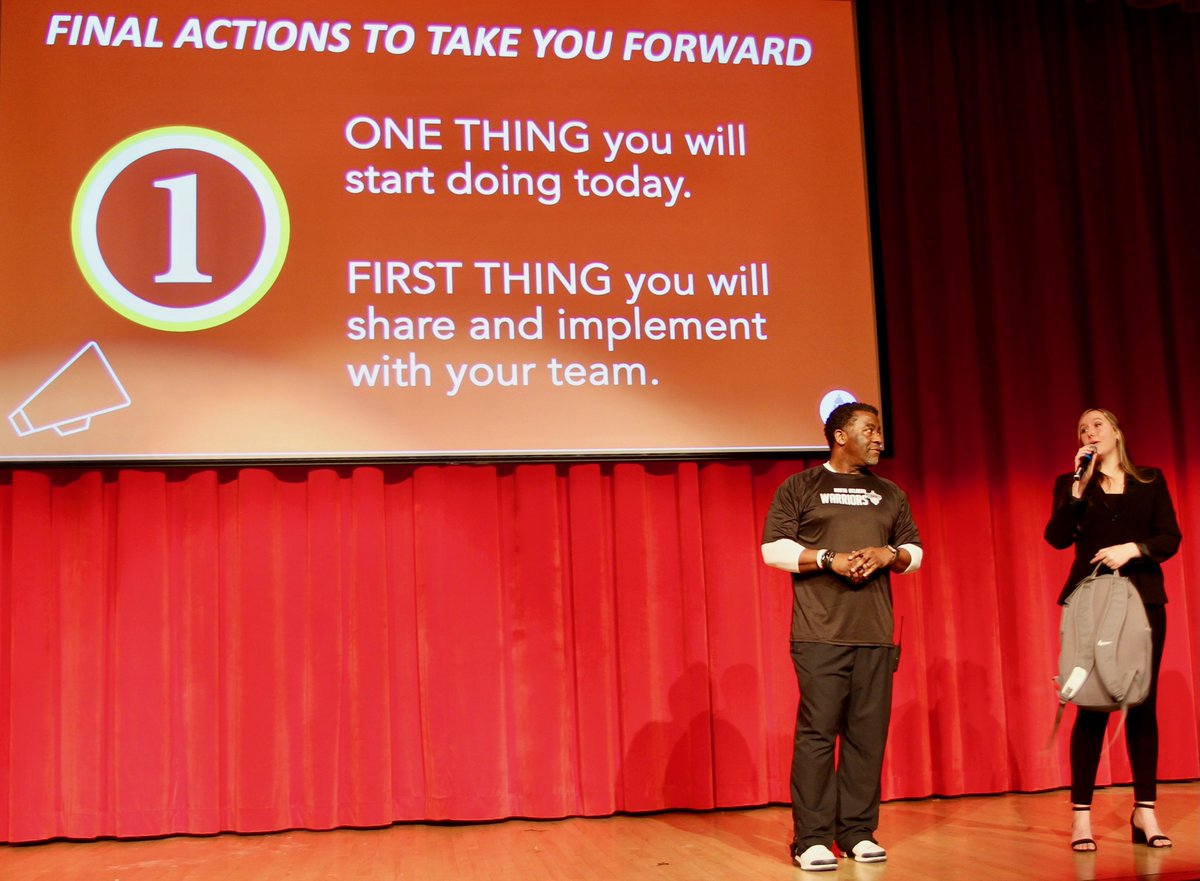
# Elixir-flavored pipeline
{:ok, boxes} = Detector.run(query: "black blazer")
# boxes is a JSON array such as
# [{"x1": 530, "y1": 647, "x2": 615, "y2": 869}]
[{"x1": 1044, "y1": 467, "x2": 1181, "y2": 605}]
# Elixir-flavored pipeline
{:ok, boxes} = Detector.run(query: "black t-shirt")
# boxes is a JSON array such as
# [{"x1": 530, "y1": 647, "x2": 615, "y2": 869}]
[{"x1": 762, "y1": 464, "x2": 921, "y2": 645}]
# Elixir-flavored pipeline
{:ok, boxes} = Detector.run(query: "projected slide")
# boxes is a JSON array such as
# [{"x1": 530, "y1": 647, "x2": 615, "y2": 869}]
[{"x1": 0, "y1": 1, "x2": 880, "y2": 461}]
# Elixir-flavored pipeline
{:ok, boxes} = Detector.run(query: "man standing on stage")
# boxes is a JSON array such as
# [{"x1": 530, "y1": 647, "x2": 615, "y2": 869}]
[{"x1": 761, "y1": 402, "x2": 923, "y2": 871}]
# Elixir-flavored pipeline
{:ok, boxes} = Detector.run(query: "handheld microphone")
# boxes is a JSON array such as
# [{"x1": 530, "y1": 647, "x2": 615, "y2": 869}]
[{"x1": 1073, "y1": 449, "x2": 1095, "y2": 481}]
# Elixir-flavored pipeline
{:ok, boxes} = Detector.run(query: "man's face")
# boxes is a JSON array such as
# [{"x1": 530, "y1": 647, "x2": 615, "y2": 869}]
[{"x1": 837, "y1": 411, "x2": 884, "y2": 467}]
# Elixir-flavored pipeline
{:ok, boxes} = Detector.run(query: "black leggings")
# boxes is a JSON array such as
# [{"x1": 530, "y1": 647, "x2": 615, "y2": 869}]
[{"x1": 1070, "y1": 603, "x2": 1166, "y2": 805}]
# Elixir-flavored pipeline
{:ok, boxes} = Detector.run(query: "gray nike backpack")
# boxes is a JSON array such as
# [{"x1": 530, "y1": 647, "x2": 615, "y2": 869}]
[{"x1": 1055, "y1": 565, "x2": 1153, "y2": 722}]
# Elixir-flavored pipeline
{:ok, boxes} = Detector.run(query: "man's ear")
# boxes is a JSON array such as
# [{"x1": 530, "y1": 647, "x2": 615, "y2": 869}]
[{"x1": 832, "y1": 428, "x2": 847, "y2": 447}]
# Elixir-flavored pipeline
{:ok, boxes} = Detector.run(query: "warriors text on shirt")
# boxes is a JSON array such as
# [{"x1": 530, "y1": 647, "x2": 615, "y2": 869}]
[{"x1": 819, "y1": 487, "x2": 883, "y2": 506}]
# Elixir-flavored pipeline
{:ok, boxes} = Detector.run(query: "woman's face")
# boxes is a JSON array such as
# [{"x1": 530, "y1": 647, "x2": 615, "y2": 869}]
[{"x1": 1078, "y1": 410, "x2": 1119, "y2": 458}]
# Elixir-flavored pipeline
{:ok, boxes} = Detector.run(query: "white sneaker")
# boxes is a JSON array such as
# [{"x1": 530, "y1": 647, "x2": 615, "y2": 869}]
[
  {"x1": 795, "y1": 843, "x2": 839, "y2": 872},
  {"x1": 849, "y1": 839, "x2": 887, "y2": 863}
]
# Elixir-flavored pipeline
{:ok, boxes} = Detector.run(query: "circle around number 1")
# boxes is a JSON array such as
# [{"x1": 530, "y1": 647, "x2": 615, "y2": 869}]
[{"x1": 71, "y1": 126, "x2": 290, "y2": 332}]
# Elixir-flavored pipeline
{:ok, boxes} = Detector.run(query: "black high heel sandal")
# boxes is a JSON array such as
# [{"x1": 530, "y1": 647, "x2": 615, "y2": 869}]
[
  {"x1": 1071, "y1": 805, "x2": 1097, "y2": 852},
  {"x1": 1131, "y1": 802, "x2": 1172, "y2": 848}
]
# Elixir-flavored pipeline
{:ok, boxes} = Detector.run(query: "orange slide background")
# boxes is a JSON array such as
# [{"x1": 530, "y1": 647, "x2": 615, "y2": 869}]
[{"x1": 0, "y1": 0, "x2": 879, "y2": 460}]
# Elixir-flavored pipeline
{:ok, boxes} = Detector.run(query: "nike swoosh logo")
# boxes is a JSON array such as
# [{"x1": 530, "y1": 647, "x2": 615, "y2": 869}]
[{"x1": 1097, "y1": 640, "x2": 1114, "y2": 646}]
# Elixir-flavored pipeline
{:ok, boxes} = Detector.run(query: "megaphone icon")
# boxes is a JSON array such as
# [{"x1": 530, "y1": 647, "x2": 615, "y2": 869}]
[{"x1": 8, "y1": 341, "x2": 132, "y2": 437}]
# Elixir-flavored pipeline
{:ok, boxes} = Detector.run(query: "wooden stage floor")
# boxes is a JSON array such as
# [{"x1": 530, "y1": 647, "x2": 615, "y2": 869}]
[{"x1": 3, "y1": 782, "x2": 1197, "y2": 881}]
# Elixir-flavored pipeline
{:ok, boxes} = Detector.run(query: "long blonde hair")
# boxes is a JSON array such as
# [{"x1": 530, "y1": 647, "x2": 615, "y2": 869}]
[{"x1": 1078, "y1": 407, "x2": 1152, "y2": 484}]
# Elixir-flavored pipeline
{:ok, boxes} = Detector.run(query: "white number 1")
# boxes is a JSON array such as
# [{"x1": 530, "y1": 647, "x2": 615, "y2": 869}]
[{"x1": 154, "y1": 173, "x2": 212, "y2": 283}]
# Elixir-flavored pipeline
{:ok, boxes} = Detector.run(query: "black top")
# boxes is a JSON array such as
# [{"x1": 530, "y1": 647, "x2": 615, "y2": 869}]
[
  {"x1": 762, "y1": 464, "x2": 921, "y2": 644},
  {"x1": 1044, "y1": 467, "x2": 1181, "y2": 605}
]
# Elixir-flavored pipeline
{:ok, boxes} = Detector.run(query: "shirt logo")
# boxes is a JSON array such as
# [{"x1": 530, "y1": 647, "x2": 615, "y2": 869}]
[{"x1": 819, "y1": 487, "x2": 882, "y2": 506}]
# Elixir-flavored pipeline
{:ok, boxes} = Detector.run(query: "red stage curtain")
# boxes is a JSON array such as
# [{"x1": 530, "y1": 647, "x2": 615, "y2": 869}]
[{"x1": 1, "y1": 0, "x2": 1197, "y2": 843}]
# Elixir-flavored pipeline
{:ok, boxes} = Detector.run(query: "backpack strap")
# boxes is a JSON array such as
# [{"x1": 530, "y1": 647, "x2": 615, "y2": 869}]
[
  {"x1": 1046, "y1": 688, "x2": 1130, "y2": 750},
  {"x1": 1106, "y1": 706, "x2": 1131, "y2": 748},
  {"x1": 1091, "y1": 569, "x2": 1127, "y2": 698},
  {"x1": 1047, "y1": 565, "x2": 1102, "y2": 749},
  {"x1": 1092, "y1": 568, "x2": 1147, "y2": 705},
  {"x1": 1046, "y1": 700, "x2": 1068, "y2": 749},
  {"x1": 1057, "y1": 564, "x2": 1102, "y2": 703}
]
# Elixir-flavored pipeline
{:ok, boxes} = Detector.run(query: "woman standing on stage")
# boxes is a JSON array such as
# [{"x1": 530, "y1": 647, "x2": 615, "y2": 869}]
[{"x1": 1044, "y1": 408, "x2": 1182, "y2": 852}]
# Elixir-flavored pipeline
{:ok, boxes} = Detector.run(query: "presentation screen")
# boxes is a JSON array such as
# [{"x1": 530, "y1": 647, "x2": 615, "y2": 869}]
[{"x1": 0, "y1": 1, "x2": 881, "y2": 462}]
